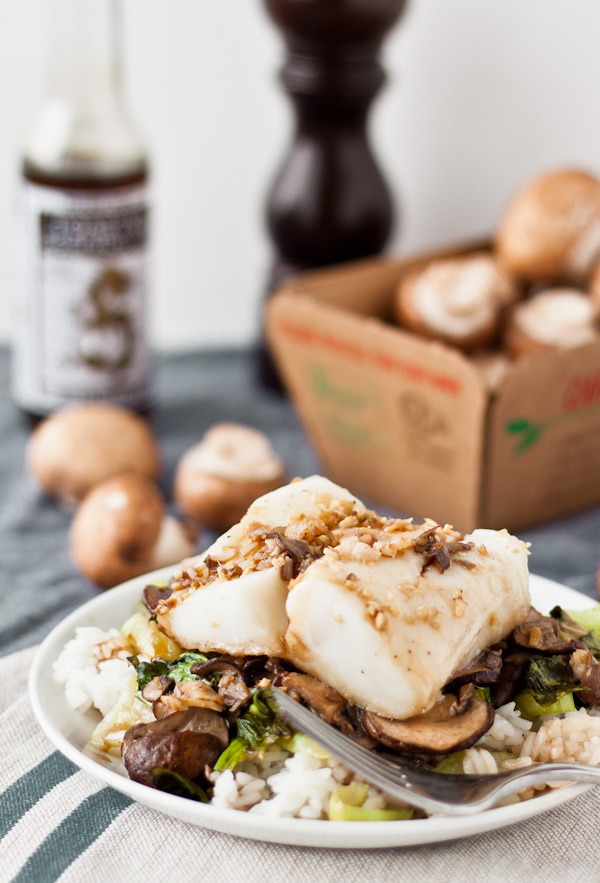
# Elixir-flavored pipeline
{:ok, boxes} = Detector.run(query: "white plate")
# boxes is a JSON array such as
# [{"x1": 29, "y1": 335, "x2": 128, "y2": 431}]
[{"x1": 29, "y1": 570, "x2": 594, "y2": 849}]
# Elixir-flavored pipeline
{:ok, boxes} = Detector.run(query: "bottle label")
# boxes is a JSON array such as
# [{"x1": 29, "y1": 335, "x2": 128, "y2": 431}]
[{"x1": 13, "y1": 180, "x2": 150, "y2": 413}]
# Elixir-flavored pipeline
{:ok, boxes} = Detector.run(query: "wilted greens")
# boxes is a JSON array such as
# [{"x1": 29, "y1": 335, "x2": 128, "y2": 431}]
[
  {"x1": 524, "y1": 655, "x2": 580, "y2": 705},
  {"x1": 148, "y1": 768, "x2": 209, "y2": 802},
  {"x1": 550, "y1": 605, "x2": 600, "y2": 659},
  {"x1": 129, "y1": 651, "x2": 209, "y2": 690},
  {"x1": 215, "y1": 688, "x2": 292, "y2": 771}
]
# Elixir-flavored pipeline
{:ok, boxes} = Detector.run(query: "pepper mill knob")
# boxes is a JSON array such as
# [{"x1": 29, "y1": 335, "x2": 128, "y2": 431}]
[{"x1": 264, "y1": 0, "x2": 408, "y2": 292}]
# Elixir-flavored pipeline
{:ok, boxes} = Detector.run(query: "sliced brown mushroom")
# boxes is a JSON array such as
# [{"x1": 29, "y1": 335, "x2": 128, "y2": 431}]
[
  {"x1": 190, "y1": 658, "x2": 243, "y2": 679},
  {"x1": 512, "y1": 608, "x2": 582, "y2": 654},
  {"x1": 362, "y1": 685, "x2": 493, "y2": 755},
  {"x1": 141, "y1": 675, "x2": 175, "y2": 703},
  {"x1": 218, "y1": 674, "x2": 252, "y2": 713},
  {"x1": 122, "y1": 708, "x2": 229, "y2": 785},
  {"x1": 142, "y1": 584, "x2": 174, "y2": 615},
  {"x1": 267, "y1": 531, "x2": 311, "y2": 580},
  {"x1": 281, "y1": 673, "x2": 353, "y2": 734},
  {"x1": 264, "y1": 657, "x2": 294, "y2": 687},
  {"x1": 190, "y1": 658, "x2": 251, "y2": 712},
  {"x1": 444, "y1": 648, "x2": 503, "y2": 692},
  {"x1": 413, "y1": 527, "x2": 473, "y2": 575},
  {"x1": 489, "y1": 649, "x2": 533, "y2": 706}
]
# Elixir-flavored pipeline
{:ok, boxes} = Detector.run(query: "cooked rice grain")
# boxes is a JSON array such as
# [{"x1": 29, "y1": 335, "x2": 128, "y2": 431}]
[
  {"x1": 477, "y1": 702, "x2": 532, "y2": 752},
  {"x1": 520, "y1": 710, "x2": 600, "y2": 766},
  {"x1": 463, "y1": 748, "x2": 499, "y2": 775}
]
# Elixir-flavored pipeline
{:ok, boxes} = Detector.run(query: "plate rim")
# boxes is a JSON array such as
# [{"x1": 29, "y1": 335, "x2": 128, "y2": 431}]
[{"x1": 28, "y1": 569, "x2": 592, "y2": 849}]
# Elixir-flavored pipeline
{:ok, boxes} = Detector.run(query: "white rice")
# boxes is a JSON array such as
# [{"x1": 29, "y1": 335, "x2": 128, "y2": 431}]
[
  {"x1": 210, "y1": 748, "x2": 396, "y2": 819},
  {"x1": 463, "y1": 747, "x2": 499, "y2": 775},
  {"x1": 54, "y1": 627, "x2": 135, "y2": 715},
  {"x1": 519, "y1": 709, "x2": 600, "y2": 766},
  {"x1": 477, "y1": 702, "x2": 533, "y2": 752}
]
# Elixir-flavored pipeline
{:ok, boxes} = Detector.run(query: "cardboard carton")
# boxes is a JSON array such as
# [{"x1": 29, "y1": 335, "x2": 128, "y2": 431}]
[{"x1": 266, "y1": 243, "x2": 600, "y2": 532}]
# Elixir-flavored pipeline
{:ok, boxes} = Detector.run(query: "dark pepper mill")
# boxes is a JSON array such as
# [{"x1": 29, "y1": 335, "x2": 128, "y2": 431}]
[{"x1": 260, "y1": 0, "x2": 408, "y2": 387}]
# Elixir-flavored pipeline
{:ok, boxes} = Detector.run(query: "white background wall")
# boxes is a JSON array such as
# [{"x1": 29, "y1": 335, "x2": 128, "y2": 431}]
[{"x1": 1, "y1": 0, "x2": 600, "y2": 350}]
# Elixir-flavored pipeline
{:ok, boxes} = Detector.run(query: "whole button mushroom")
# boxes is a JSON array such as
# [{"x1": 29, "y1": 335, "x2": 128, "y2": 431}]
[
  {"x1": 27, "y1": 403, "x2": 161, "y2": 506},
  {"x1": 70, "y1": 473, "x2": 196, "y2": 589},
  {"x1": 504, "y1": 289, "x2": 599, "y2": 357},
  {"x1": 174, "y1": 422, "x2": 286, "y2": 532},
  {"x1": 496, "y1": 169, "x2": 600, "y2": 284},
  {"x1": 394, "y1": 253, "x2": 517, "y2": 351}
]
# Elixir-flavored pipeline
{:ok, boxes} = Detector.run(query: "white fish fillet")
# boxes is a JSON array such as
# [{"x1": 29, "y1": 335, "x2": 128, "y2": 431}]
[
  {"x1": 156, "y1": 476, "x2": 364, "y2": 656},
  {"x1": 284, "y1": 528, "x2": 530, "y2": 719},
  {"x1": 157, "y1": 476, "x2": 531, "y2": 720}
]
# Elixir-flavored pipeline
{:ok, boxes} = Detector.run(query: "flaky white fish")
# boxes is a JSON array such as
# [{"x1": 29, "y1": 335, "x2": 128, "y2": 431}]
[{"x1": 157, "y1": 477, "x2": 530, "y2": 719}]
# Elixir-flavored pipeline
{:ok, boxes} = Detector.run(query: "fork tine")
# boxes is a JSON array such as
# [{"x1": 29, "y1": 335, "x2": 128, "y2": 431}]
[{"x1": 273, "y1": 687, "x2": 454, "y2": 814}]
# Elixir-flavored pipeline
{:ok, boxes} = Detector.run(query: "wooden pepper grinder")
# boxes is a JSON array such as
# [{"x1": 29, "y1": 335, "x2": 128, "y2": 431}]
[{"x1": 260, "y1": 0, "x2": 408, "y2": 387}]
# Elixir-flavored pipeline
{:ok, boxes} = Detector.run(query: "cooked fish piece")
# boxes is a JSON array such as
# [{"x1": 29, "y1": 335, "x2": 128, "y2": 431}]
[
  {"x1": 156, "y1": 476, "x2": 365, "y2": 656},
  {"x1": 284, "y1": 527, "x2": 530, "y2": 720}
]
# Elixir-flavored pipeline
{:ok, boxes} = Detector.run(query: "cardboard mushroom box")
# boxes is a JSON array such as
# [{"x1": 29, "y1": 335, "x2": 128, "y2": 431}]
[{"x1": 266, "y1": 241, "x2": 600, "y2": 533}]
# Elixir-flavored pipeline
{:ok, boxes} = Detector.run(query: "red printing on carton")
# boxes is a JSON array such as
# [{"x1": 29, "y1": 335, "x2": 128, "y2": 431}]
[
  {"x1": 277, "y1": 320, "x2": 460, "y2": 396},
  {"x1": 562, "y1": 369, "x2": 600, "y2": 412}
]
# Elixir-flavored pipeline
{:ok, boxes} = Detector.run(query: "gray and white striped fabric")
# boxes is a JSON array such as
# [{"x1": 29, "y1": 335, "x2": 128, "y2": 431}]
[{"x1": 2, "y1": 649, "x2": 600, "y2": 883}]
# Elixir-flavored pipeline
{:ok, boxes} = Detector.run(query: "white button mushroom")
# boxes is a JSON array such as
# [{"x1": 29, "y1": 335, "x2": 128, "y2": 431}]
[
  {"x1": 394, "y1": 253, "x2": 517, "y2": 352},
  {"x1": 27, "y1": 403, "x2": 161, "y2": 507},
  {"x1": 70, "y1": 473, "x2": 197, "y2": 589},
  {"x1": 505, "y1": 288, "x2": 599, "y2": 357},
  {"x1": 173, "y1": 423, "x2": 286, "y2": 532}
]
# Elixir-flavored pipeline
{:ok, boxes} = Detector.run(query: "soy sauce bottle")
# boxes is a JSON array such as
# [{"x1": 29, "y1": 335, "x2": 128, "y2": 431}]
[{"x1": 13, "y1": 0, "x2": 151, "y2": 417}]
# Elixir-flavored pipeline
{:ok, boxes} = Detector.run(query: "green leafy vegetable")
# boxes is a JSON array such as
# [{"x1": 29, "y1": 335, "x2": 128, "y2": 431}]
[
  {"x1": 328, "y1": 785, "x2": 413, "y2": 821},
  {"x1": 129, "y1": 651, "x2": 209, "y2": 690},
  {"x1": 432, "y1": 752, "x2": 466, "y2": 775},
  {"x1": 167, "y1": 652, "x2": 209, "y2": 683},
  {"x1": 475, "y1": 686, "x2": 492, "y2": 704},
  {"x1": 564, "y1": 604, "x2": 600, "y2": 638},
  {"x1": 515, "y1": 689, "x2": 576, "y2": 720},
  {"x1": 432, "y1": 749, "x2": 514, "y2": 775},
  {"x1": 129, "y1": 657, "x2": 170, "y2": 689},
  {"x1": 148, "y1": 768, "x2": 209, "y2": 802},
  {"x1": 524, "y1": 656, "x2": 578, "y2": 705},
  {"x1": 215, "y1": 688, "x2": 292, "y2": 771},
  {"x1": 552, "y1": 605, "x2": 600, "y2": 658},
  {"x1": 550, "y1": 604, "x2": 600, "y2": 660},
  {"x1": 214, "y1": 738, "x2": 249, "y2": 772},
  {"x1": 281, "y1": 733, "x2": 330, "y2": 760}
]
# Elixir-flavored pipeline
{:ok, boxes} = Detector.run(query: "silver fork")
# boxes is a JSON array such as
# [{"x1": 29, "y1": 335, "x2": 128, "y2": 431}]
[{"x1": 273, "y1": 687, "x2": 600, "y2": 816}]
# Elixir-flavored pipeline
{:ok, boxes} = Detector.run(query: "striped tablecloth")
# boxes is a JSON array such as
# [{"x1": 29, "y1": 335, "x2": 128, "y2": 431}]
[{"x1": 3, "y1": 645, "x2": 600, "y2": 883}]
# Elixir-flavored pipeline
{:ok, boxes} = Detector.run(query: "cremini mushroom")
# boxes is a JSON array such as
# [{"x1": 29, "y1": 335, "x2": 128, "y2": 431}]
[
  {"x1": 496, "y1": 169, "x2": 600, "y2": 284},
  {"x1": 394, "y1": 253, "x2": 517, "y2": 351},
  {"x1": 281, "y1": 672, "x2": 352, "y2": 733},
  {"x1": 121, "y1": 707, "x2": 228, "y2": 785},
  {"x1": 504, "y1": 289, "x2": 599, "y2": 357},
  {"x1": 27, "y1": 402, "x2": 161, "y2": 506},
  {"x1": 70, "y1": 473, "x2": 196, "y2": 589},
  {"x1": 361, "y1": 685, "x2": 493, "y2": 755},
  {"x1": 191, "y1": 658, "x2": 252, "y2": 712},
  {"x1": 174, "y1": 422, "x2": 286, "y2": 532}
]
